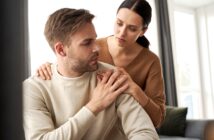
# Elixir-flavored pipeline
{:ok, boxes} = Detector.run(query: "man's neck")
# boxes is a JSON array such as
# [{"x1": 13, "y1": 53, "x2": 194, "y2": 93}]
[{"x1": 57, "y1": 64, "x2": 84, "y2": 78}]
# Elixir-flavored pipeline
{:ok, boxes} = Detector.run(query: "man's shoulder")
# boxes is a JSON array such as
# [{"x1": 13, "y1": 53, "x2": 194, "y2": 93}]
[
  {"x1": 96, "y1": 37, "x2": 107, "y2": 44},
  {"x1": 97, "y1": 61, "x2": 115, "y2": 71},
  {"x1": 116, "y1": 94, "x2": 133, "y2": 105},
  {"x1": 23, "y1": 75, "x2": 47, "y2": 91},
  {"x1": 23, "y1": 75, "x2": 42, "y2": 84},
  {"x1": 23, "y1": 63, "x2": 55, "y2": 85}
]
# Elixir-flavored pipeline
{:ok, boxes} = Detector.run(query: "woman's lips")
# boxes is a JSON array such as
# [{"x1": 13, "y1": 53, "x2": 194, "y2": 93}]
[{"x1": 116, "y1": 37, "x2": 125, "y2": 44}]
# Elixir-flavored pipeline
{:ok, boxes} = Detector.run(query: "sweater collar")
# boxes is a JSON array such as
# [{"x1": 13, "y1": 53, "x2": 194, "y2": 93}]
[{"x1": 52, "y1": 63, "x2": 92, "y2": 86}]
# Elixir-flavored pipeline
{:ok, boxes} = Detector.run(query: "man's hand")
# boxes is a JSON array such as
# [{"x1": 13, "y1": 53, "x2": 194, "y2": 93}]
[{"x1": 86, "y1": 69, "x2": 129, "y2": 115}]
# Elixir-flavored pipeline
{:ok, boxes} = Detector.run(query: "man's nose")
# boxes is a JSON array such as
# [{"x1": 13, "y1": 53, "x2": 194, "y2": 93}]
[{"x1": 92, "y1": 45, "x2": 100, "y2": 53}]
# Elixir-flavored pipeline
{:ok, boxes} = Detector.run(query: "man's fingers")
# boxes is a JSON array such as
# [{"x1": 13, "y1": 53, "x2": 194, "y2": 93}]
[
  {"x1": 110, "y1": 75, "x2": 128, "y2": 91},
  {"x1": 96, "y1": 74, "x2": 102, "y2": 83},
  {"x1": 100, "y1": 69, "x2": 113, "y2": 84}
]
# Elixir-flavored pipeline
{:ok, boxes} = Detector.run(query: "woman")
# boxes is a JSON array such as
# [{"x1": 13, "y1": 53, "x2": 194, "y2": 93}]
[{"x1": 37, "y1": 0, "x2": 165, "y2": 128}]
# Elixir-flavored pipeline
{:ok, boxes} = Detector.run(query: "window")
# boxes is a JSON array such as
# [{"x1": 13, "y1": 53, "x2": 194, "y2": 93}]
[
  {"x1": 169, "y1": 1, "x2": 214, "y2": 119},
  {"x1": 173, "y1": 9, "x2": 202, "y2": 119},
  {"x1": 197, "y1": 4, "x2": 214, "y2": 118}
]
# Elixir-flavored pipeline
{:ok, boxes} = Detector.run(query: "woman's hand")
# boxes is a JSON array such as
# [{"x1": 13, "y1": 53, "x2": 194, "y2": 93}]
[
  {"x1": 117, "y1": 67, "x2": 139, "y2": 95},
  {"x1": 36, "y1": 62, "x2": 52, "y2": 80},
  {"x1": 117, "y1": 67, "x2": 149, "y2": 106}
]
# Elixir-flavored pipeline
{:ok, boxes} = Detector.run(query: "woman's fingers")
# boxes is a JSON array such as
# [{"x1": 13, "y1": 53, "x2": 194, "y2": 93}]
[
  {"x1": 36, "y1": 62, "x2": 52, "y2": 80},
  {"x1": 37, "y1": 66, "x2": 47, "y2": 80},
  {"x1": 45, "y1": 62, "x2": 52, "y2": 77}
]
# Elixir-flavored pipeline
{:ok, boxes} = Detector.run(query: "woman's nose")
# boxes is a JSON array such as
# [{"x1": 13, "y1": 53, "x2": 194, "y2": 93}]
[{"x1": 119, "y1": 26, "x2": 127, "y2": 37}]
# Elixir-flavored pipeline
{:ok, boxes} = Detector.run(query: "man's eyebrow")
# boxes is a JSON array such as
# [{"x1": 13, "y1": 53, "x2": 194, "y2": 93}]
[
  {"x1": 80, "y1": 38, "x2": 95, "y2": 44},
  {"x1": 83, "y1": 38, "x2": 94, "y2": 42}
]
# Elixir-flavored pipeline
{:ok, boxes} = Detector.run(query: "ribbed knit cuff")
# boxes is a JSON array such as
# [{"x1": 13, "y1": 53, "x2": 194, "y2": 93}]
[{"x1": 69, "y1": 106, "x2": 96, "y2": 128}]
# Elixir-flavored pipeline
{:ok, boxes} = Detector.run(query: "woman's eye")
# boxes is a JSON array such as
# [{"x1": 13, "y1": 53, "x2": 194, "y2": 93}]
[
  {"x1": 117, "y1": 21, "x2": 123, "y2": 26},
  {"x1": 129, "y1": 26, "x2": 137, "y2": 32}
]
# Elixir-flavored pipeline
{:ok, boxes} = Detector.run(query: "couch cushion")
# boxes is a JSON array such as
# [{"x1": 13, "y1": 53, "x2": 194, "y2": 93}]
[
  {"x1": 160, "y1": 135, "x2": 199, "y2": 140},
  {"x1": 185, "y1": 120, "x2": 214, "y2": 139},
  {"x1": 157, "y1": 106, "x2": 188, "y2": 137}
]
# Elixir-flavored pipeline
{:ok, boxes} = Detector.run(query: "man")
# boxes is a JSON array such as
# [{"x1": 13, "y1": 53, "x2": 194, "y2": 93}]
[{"x1": 23, "y1": 8, "x2": 158, "y2": 140}]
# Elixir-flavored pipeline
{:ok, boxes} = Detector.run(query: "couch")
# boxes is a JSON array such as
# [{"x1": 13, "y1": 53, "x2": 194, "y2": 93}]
[
  {"x1": 159, "y1": 119, "x2": 214, "y2": 140},
  {"x1": 157, "y1": 106, "x2": 214, "y2": 140}
]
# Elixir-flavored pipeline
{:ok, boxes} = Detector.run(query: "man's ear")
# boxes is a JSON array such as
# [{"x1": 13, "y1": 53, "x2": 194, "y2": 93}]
[{"x1": 54, "y1": 42, "x2": 66, "y2": 56}]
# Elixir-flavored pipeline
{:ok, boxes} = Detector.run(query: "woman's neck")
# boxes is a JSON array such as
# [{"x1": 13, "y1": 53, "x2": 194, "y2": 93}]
[
  {"x1": 107, "y1": 36, "x2": 143, "y2": 67},
  {"x1": 107, "y1": 36, "x2": 132, "y2": 56}
]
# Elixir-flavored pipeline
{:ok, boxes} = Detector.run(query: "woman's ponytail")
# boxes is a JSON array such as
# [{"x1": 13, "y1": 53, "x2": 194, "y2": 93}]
[{"x1": 136, "y1": 35, "x2": 150, "y2": 48}]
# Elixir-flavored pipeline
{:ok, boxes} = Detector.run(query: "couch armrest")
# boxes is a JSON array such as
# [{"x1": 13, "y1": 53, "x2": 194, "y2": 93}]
[{"x1": 185, "y1": 119, "x2": 214, "y2": 139}]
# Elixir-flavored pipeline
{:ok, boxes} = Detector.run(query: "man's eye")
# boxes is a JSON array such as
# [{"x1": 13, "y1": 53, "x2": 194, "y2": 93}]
[
  {"x1": 82, "y1": 40, "x2": 94, "y2": 46},
  {"x1": 83, "y1": 41, "x2": 91, "y2": 45}
]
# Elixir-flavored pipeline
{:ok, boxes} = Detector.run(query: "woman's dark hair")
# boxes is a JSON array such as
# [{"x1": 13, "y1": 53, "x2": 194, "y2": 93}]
[{"x1": 117, "y1": 0, "x2": 152, "y2": 48}]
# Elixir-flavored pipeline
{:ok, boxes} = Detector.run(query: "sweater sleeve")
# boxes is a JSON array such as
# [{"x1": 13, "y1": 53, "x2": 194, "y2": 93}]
[
  {"x1": 143, "y1": 57, "x2": 166, "y2": 128},
  {"x1": 23, "y1": 80, "x2": 96, "y2": 140},
  {"x1": 116, "y1": 94, "x2": 159, "y2": 140}
]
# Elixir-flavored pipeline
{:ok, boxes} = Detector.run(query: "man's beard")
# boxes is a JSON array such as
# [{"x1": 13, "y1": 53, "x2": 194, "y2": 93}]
[{"x1": 71, "y1": 60, "x2": 98, "y2": 74}]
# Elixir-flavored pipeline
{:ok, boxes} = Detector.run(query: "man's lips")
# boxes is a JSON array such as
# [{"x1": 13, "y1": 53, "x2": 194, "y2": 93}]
[{"x1": 90, "y1": 55, "x2": 99, "y2": 64}]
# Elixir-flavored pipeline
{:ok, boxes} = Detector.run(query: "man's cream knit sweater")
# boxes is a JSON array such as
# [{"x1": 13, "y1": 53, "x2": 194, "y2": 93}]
[{"x1": 23, "y1": 62, "x2": 158, "y2": 140}]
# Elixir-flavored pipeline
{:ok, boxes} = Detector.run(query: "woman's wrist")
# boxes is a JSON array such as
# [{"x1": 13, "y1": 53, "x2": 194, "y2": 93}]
[{"x1": 132, "y1": 85, "x2": 149, "y2": 107}]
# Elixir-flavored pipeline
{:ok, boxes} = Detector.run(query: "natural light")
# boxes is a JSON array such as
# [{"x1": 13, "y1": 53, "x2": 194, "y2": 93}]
[
  {"x1": 171, "y1": 3, "x2": 214, "y2": 119},
  {"x1": 173, "y1": 10, "x2": 202, "y2": 119},
  {"x1": 28, "y1": 0, "x2": 159, "y2": 75}
]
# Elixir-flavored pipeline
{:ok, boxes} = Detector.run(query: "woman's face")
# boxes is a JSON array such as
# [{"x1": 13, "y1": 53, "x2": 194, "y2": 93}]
[{"x1": 114, "y1": 8, "x2": 145, "y2": 47}]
